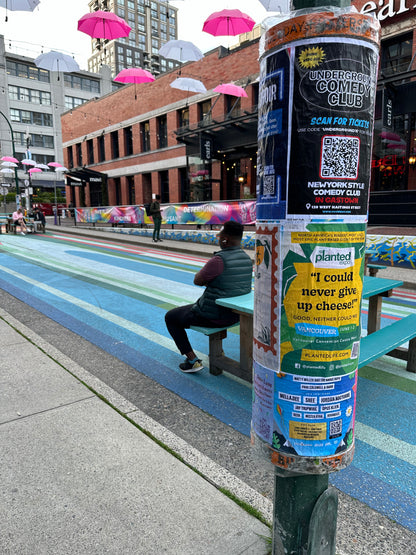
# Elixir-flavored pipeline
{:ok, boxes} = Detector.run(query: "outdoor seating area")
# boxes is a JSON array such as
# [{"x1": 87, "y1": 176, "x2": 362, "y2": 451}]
[{"x1": 201, "y1": 276, "x2": 416, "y2": 383}]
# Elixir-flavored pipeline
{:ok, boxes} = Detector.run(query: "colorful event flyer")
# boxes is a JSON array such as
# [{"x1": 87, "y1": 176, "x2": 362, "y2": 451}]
[
  {"x1": 256, "y1": 11, "x2": 380, "y2": 222},
  {"x1": 252, "y1": 221, "x2": 366, "y2": 459}
]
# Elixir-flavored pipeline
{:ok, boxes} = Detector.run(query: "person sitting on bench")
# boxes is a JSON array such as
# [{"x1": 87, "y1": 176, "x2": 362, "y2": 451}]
[
  {"x1": 12, "y1": 208, "x2": 28, "y2": 235},
  {"x1": 165, "y1": 220, "x2": 252, "y2": 373}
]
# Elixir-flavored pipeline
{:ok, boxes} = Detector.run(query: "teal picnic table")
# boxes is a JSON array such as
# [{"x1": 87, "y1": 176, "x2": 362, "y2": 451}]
[{"x1": 215, "y1": 276, "x2": 403, "y2": 381}]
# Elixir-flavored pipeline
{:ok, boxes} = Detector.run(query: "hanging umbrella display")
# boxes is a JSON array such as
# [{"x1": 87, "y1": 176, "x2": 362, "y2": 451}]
[
  {"x1": 48, "y1": 162, "x2": 63, "y2": 168},
  {"x1": 0, "y1": 0, "x2": 40, "y2": 22},
  {"x1": 34, "y1": 51, "x2": 80, "y2": 73},
  {"x1": 1, "y1": 161, "x2": 17, "y2": 167},
  {"x1": 159, "y1": 40, "x2": 203, "y2": 63},
  {"x1": 78, "y1": 10, "x2": 132, "y2": 40},
  {"x1": 1, "y1": 156, "x2": 19, "y2": 163},
  {"x1": 258, "y1": 0, "x2": 290, "y2": 12},
  {"x1": 170, "y1": 77, "x2": 206, "y2": 94},
  {"x1": 202, "y1": 9, "x2": 255, "y2": 37},
  {"x1": 114, "y1": 68, "x2": 155, "y2": 84},
  {"x1": 214, "y1": 83, "x2": 248, "y2": 97},
  {"x1": 21, "y1": 158, "x2": 36, "y2": 166}
]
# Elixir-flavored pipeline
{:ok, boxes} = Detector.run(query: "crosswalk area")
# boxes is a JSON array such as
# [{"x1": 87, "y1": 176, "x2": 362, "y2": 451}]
[{"x1": 0, "y1": 231, "x2": 415, "y2": 533}]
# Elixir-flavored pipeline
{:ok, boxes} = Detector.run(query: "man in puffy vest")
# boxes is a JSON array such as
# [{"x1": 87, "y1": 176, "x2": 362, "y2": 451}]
[{"x1": 165, "y1": 220, "x2": 252, "y2": 373}]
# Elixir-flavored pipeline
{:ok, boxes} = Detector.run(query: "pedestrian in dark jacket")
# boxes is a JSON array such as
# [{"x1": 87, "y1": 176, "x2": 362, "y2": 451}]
[
  {"x1": 150, "y1": 194, "x2": 162, "y2": 242},
  {"x1": 165, "y1": 220, "x2": 252, "y2": 372}
]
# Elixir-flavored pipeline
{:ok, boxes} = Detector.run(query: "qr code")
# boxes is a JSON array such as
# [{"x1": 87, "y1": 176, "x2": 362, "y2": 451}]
[
  {"x1": 320, "y1": 136, "x2": 360, "y2": 179},
  {"x1": 329, "y1": 419, "x2": 342, "y2": 439},
  {"x1": 263, "y1": 174, "x2": 275, "y2": 195}
]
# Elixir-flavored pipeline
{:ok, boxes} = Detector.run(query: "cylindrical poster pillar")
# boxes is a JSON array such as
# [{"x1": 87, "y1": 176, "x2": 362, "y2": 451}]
[{"x1": 252, "y1": 8, "x2": 380, "y2": 475}]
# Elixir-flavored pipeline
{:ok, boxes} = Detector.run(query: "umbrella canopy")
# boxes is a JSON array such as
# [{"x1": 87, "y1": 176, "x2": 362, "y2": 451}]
[
  {"x1": 159, "y1": 40, "x2": 203, "y2": 63},
  {"x1": 28, "y1": 167, "x2": 42, "y2": 174},
  {"x1": 78, "y1": 10, "x2": 131, "y2": 40},
  {"x1": 35, "y1": 163, "x2": 50, "y2": 169},
  {"x1": 114, "y1": 68, "x2": 155, "y2": 84},
  {"x1": 1, "y1": 156, "x2": 19, "y2": 163},
  {"x1": 21, "y1": 158, "x2": 36, "y2": 166},
  {"x1": 0, "y1": 167, "x2": 14, "y2": 174},
  {"x1": 213, "y1": 83, "x2": 248, "y2": 97},
  {"x1": 170, "y1": 77, "x2": 206, "y2": 94},
  {"x1": 48, "y1": 162, "x2": 63, "y2": 168},
  {"x1": 55, "y1": 166, "x2": 68, "y2": 172},
  {"x1": 34, "y1": 51, "x2": 80, "y2": 73},
  {"x1": 203, "y1": 9, "x2": 255, "y2": 37},
  {"x1": 259, "y1": 0, "x2": 290, "y2": 12},
  {"x1": 0, "y1": 0, "x2": 39, "y2": 21},
  {"x1": 1, "y1": 161, "x2": 17, "y2": 167},
  {"x1": 0, "y1": 0, "x2": 39, "y2": 9}
]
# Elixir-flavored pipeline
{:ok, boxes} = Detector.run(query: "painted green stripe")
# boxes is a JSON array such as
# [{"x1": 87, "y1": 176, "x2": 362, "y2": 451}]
[{"x1": 358, "y1": 365, "x2": 416, "y2": 395}]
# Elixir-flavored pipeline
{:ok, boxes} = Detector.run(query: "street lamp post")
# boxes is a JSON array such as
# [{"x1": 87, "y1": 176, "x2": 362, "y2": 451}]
[{"x1": 0, "y1": 110, "x2": 20, "y2": 207}]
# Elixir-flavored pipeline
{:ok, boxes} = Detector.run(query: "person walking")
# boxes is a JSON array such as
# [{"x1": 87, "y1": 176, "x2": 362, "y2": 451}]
[
  {"x1": 165, "y1": 220, "x2": 253, "y2": 373},
  {"x1": 150, "y1": 194, "x2": 162, "y2": 242}
]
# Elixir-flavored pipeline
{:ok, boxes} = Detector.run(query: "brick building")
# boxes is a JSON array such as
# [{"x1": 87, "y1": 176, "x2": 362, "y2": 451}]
[{"x1": 61, "y1": 39, "x2": 260, "y2": 208}]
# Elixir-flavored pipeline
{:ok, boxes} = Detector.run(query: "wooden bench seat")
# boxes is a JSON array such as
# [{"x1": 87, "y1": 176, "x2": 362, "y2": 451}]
[
  {"x1": 367, "y1": 264, "x2": 386, "y2": 277},
  {"x1": 189, "y1": 323, "x2": 251, "y2": 381},
  {"x1": 358, "y1": 313, "x2": 416, "y2": 372}
]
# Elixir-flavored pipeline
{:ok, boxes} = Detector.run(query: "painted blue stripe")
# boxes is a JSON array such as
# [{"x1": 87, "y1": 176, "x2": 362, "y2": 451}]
[
  {"x1": 0, "y1": 277, "x2": 252, "y2": 428},
  {"x1": 65, "y1": 249, "x2": 198, "y2": 285},
  {"x1": 356, "y1": 377, "x2": 416, "y2": 444},
  {"x1": 329, "y1": 463, "x2": 416, "y2": 531}
]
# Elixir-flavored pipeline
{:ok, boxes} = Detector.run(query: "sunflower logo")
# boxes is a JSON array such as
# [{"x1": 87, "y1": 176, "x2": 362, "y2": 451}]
[{"x1": 298, "y1": 47, "x2": 325, "y2": 69}]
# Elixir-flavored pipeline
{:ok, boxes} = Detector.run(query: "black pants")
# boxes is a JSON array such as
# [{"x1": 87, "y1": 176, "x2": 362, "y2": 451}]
[{"x1": 165, "y1": 304, "x2": 238, "y2": 355}]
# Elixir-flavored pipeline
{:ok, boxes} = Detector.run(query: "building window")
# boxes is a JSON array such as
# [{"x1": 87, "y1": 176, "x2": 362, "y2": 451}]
[
  {"x1": 127, "y1": 175, "x2": 135, "y2": 204},
  {"x1": 225, "y1": 94, "x2": 241, "y2": 117},
  {"x1": 198, "y1": 100, "x2": 211, "y2": 123},
  {"x1": 67, "y1": 146, "x2": 74, "y2": 169},
  {"x1": 157, "y1": 115, "x2": 167, "y2": 149},
  {"x1": 124, "y1": 126, "x2": 133, "y2": 156},
  {"x1": 6, "y1": 60, "x2": 49, "y2": 82},
  {"x1": 87, "y1": 139, "x2": 94, "y2": 165},
  {"x1": 76, "y1": 143, "x2": 83, "y2": 166},
  {"x1": 160, "y1": 170, "x2": 169, "y2": 203},
  {"x1": 141, "y1": 121, "x2": 150, "y2": 152},
  {"x1": 8, "y1": 85, "x2": 51, "y2": 105},
  {"x1": 111, "y1": 130, "x2": 120, "y2": 159},
  {"x1": 65, "y1": 96, "x2": 86, "y2": 110},
  {"x1": 64, "y1": 74, "x2": 100, "y2": 93},
  {"x1": 177, "y1": 107, "x2": 189, "y2": 129},
  {"x1": 98, "y1": 134, "x2": 106, "y2": 162},
  {"x1": 381, "y1": 33, "x2": 413, "y2": 77},
  {"x1": 9, "y1": 108, "x2": 53, "y2": 127}
]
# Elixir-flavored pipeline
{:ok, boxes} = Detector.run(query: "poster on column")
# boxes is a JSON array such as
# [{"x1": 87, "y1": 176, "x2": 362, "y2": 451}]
[
  {"x1": 257, "y1": 11, "x2": 380, "y2": 222},
  {"x1": 253, "y1": 222, "x2": 366, "y2": 458},
  {"x1": 287, "y1": 39, "x2": 379, "y2": 218}
]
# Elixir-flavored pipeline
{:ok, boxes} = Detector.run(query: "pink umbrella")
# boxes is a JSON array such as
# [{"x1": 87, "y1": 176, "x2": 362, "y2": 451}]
[
  {"x1": 78, "y1": 10, "x2": 131, "y2": 40},
  {"x1": 48, "y1": 162, "x2": 63, "y2": 168},
  {"x1": 203, "y1": 9, "x2": 255, "y2": 37},
  {"x1": 214, "y1": 83, "x2": 248, "y2": 97},
  {"x1": 114, "y1": 68, "x2": 155, "y2": 84},
  {"x1": 1, "y1": 155, "x2": 19, "y2": 163},
  {"x1": 28, "y1": 167, "x2": 42, "y2": 174}
]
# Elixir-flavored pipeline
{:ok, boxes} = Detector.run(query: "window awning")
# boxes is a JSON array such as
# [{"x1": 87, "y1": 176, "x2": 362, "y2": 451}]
[{"x1": 65, "y1": 167, "x2": 107, "y2": 186}]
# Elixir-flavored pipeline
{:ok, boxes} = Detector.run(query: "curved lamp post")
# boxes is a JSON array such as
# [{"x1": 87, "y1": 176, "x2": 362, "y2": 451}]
[{"x1": 0, "y1": 110, "x2": 20, "y2": 205}]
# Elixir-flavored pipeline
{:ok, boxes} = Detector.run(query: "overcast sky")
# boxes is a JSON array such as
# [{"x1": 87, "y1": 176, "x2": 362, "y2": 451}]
[{"x1": 2, "y1": 1, "x2": 276, "y2": 70}]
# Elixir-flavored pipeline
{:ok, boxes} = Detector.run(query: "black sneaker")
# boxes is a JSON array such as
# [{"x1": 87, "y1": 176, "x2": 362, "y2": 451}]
[
  {"x1": 179, "y1": 358, "x2": 203, "y2": 373},
  {"x1": 158, "y1": 238, "x2": 163, "y2": 242}
]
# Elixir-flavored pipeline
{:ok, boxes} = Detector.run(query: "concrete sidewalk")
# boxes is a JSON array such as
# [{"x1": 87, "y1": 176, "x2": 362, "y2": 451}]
[{"x1": 0, "y1": 313, "x2": 269, "y2": 554}]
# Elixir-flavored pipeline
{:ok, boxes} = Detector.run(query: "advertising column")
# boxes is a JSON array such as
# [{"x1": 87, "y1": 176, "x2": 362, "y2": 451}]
[{"x1": 253, "y1": 8, "x2": 380, "y2": 475}]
